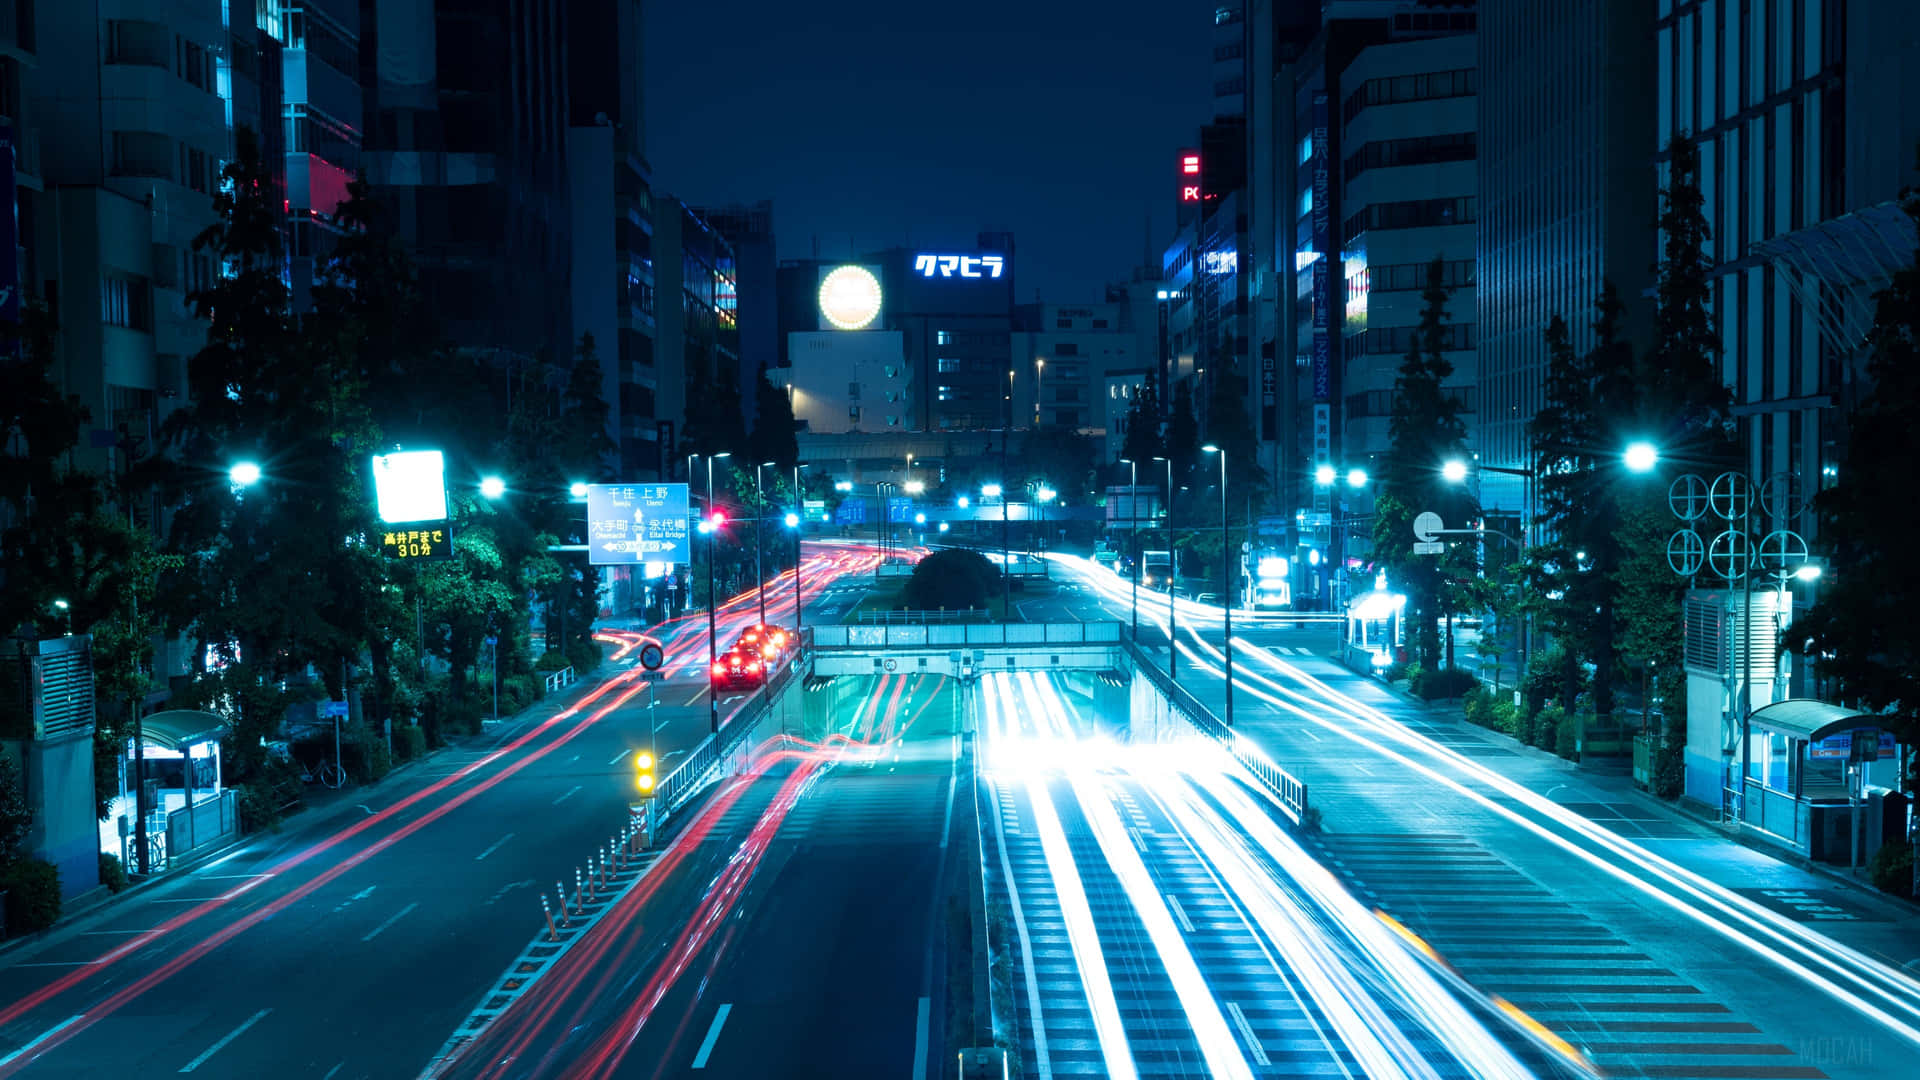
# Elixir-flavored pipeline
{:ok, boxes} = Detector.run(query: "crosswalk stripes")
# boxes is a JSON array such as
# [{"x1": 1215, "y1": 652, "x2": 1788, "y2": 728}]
[{"x1": 1309, "y1": 832, "x2": 1831, "y2": 1080}]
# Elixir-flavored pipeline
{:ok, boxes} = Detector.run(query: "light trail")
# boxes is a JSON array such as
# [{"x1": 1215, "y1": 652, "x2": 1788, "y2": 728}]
[{"x1": 1165, "y1": 627, "x2": 1920, "y2": 1051}]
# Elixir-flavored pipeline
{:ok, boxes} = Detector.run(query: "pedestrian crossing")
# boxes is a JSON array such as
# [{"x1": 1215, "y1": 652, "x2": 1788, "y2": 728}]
[{"x1": 1309, "y1": 832, "x2": 1831, "y2": 1080}]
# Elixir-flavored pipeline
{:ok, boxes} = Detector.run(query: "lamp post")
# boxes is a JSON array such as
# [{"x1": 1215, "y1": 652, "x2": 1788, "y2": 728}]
[
  {"x1": 1121, "y1": 457, "x2": 1140, "y2": 641},
  {"x1": 1204, "y1": 445, "x2": 1233, "y2": 727},
  {"x1": 876, "y1": 481, "x2": 897, "y2": 562},
  {"x1": 1153, "y1": 455, "x2": 1177, "y2": 677},
  {"x1": 983, "y1": 483, "x2": 1008, "y2": 618},
  {"x1": 792, "y1": 462, "x2": 808, "y2": 635},
  {"x1": 705, "y1": 452, "x2": 730, "y2": 733},
  {"x1": 1443, "y1": 457, "x2": 1539, "y2": 678},
  {"x1": 755, "y1": 461, "x2": 774, "y2": 626}
]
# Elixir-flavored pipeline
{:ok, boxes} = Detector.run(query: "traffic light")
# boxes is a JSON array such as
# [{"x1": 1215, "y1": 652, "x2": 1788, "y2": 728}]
[{"x1": 634, "y1": 750, "x2": 657, "y2": 798}]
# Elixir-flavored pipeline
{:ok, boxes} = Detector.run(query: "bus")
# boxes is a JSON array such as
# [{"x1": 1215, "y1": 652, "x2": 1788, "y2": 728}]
[{"x1": 1245, "y1": 549, "x2": 1292, "y2": 609}]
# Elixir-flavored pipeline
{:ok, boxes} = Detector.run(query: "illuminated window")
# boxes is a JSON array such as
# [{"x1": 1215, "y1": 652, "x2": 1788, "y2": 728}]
[
  {"x1": 938, "y1": 358, "x2": 960, "y2": 373},
  {"x1": 936, "y1": 330, "x2": 952, "y2": 345}
]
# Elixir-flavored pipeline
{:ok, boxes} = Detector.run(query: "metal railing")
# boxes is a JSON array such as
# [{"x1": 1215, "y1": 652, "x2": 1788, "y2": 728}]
[
  {"x1": 1123, "y1": 636, "x2": 1310, "y2": 826},
  {"x1": 854, "y1": 609, "x2": 991, "y2": 625},
  {"x1": 652, "y1": 629, "x2": 812, "y2": 828},
  {"x1": 812, "y1": 622, "x2": 1122, "y2": 649},
  {"x1": 543, "y1": 667, "x2": 576, "y2": 695}
]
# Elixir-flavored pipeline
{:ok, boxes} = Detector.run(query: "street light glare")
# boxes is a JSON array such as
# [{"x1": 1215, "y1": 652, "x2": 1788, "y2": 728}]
[
  {"x1": 1624, "y1": 441, "x2": 1660, "y2": 473},
  {"x1": 480, "y1": 475, "x2": 506, "y2": 499},
  {"x1": 784, "y1": 512, "x2": 801, "y2": 528},
  {"x1": 981, "y1": 483, "x2": 1003, "y2": 498},
  {"x1": 229, "y1": 461, "x2": 262, "y2": 487},
  {"x1": 1794, "y1": 563, "x2": 1824, "y2": 582},
  {"x1": 905, "y1": 480, "x2": 926, "y2": 494},
  {"x1": 1035, "y1": 486, "x2": 1057, "y2": 503},
  {"x1": 957, "y1": 495, "x2": 970, "y2": 509},
  {"x1": 1202, "y1": 443, "x2": 1221, "y2": 453},
  {"x1": 1315, "y1": 464, "x2": 1336, "y2": 486},
  {"x1": 1347, "y1": 468, "x2": 1368, "y2": 489},
  {"x1": 569, "y1": 482, "x2": 589, "y2": 498},
  {"x1": 1442, "y1": 460, "x2": 1468, "y2": 482}
]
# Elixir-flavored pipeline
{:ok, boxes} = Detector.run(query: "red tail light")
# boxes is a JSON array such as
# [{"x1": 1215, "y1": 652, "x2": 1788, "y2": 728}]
[{"x1": 711, "y1": 662, "x2": 725, "y2": 676}]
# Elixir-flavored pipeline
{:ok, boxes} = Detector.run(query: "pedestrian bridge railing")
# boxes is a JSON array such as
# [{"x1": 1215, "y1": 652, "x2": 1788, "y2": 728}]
[
  {"x1": 811, "y1": 621, "x2": 1122, "y2": 649},
  {"x1": 652, "y1": 628, "x2": 812, "y2": 829}
]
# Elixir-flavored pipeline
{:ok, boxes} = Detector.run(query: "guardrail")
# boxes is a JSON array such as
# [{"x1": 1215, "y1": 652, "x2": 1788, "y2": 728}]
[
  {"x1": 1122, "y1": 636, "x2": 1310, "y2": 826},
  {"x1": 652, "y1": 628, "x2": 813, "y2": 828},
  {"x1": 543, "y1": 667, "x2": 576, "y2": 695},
  {"x1": 854, "y1": 609, "x2": 990, "y2": 625},
  {"x1": 811, "y1": 622, "x2": 1123, "y2": 648}
]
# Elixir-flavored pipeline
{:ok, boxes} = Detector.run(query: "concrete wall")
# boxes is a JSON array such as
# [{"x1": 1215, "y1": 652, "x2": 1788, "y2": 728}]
[{"x1": 2, "y1": 733, "x2": 101, "y2": 900}]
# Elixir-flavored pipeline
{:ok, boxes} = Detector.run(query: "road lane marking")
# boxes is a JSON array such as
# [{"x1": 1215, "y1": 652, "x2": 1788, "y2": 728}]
[
  {"x1": 178, "y1": 1008, "x2": 271, "y2": 1072},
  {"x1": 201, "y1": 874, "x2": 270, "y2": 880},
  {"x1": 683, "y1": 688, "x2": 707, "y2": 707},
  {"x1": 322, "y1": 1064, "x2": 344, "y2": 1080},
  {"x1": 331, "y1": 886, "x2": 375, "y2": 914},
  {"x1": 360, "y1": 902, "x2": 419, "y2": 942},
  {"x1": 552, "y1": 785, "x2": 582, "y2": 806},
  {"x1": 1167, "y1": 895, "x2": 1195, "y2": 933},
  {"x1": 691, "y1": 1002, "x2": 733, "y2": 1068},
  {"x1": 1351, "y1": 762, "x2": 1374, "y2": 776},
  {"x1": 475, "y1": 832, "x2": 515, "y2": 861},
  {"x1": 1298, "y1": 727, "x2": 1321, "y2": 741},
  {"x1": 911, "y1": 996, "x2": 931, "y2": 1080},
  {"x1": 607, "y1": 748, "x2": 633, "y2": 766},
  {"x1": 13, "y1": 961, "x2": 98, "y2": 968},
  {"x1": 939, "y1": 776, "x2": 957, "y2": 849},
  {"x1": 0, "y1": 1015, "x2": 84, "y2": 1068},
  {"x1": 1225, "y1": 1002, "x2": 1271, "y2": 1066}
]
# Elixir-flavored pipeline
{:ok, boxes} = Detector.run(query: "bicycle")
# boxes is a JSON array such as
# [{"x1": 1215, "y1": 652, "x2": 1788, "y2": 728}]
[{"x1": 303, "y1": 758, "x2": 348, "y2": 789}]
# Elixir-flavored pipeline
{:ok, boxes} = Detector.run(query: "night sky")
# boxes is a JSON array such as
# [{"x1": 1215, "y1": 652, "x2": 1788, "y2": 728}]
[{"x1": 643, "y1": 0, "x2": 1215, "y2": 302}]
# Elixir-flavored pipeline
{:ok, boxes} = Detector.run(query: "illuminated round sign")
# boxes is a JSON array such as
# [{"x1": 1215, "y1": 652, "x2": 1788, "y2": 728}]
[{"x1": 819, "y1": 265, "x2": 882, "y2": 330}]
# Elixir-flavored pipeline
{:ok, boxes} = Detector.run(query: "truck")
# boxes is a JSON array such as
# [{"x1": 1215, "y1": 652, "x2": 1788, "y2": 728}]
[
  {"x1": 1243, "y1": 548, "x2": 1293, "y2": 610},
  {"x1": 1141, "y1": 549, "x2": 1173, "y2": 592},
  {"x1": 1092, "y1": 539, "x2": 1121, "y2": 572}
]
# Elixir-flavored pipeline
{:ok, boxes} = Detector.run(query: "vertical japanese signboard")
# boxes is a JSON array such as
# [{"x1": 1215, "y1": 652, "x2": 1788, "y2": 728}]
[
  {"x1": 1310, "y1": 92, "x2": 1331, "y2": 406},
  {"x1": 587, "y1": 484, "x2": 691, "y2": 566}
]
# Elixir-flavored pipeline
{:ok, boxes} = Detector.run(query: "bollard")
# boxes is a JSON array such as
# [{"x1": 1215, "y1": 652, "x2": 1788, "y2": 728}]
[
  {"x1": 574, "y1": 867, "x2": 584, "y2": 908},
  {"x1": 542, "y1": 896, "x2": 559, "y2": 941},
  {"x1": 556, "y1": 883, "x2": 570, "y2": 927}
]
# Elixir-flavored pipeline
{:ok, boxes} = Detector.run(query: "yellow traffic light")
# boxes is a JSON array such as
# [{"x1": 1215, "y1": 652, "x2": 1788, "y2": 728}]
[{"x1": 635, "y1": 749, "x2": 657, "y2": 798}]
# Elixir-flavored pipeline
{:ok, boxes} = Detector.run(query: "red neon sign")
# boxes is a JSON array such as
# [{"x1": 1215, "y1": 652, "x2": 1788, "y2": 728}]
[
  {"x1": 1181, "y1": 185, "x2": 1201, "y2": 202},
  {"x1": 1181, "y1": 154, "x2": 1201, "y2": 175}
]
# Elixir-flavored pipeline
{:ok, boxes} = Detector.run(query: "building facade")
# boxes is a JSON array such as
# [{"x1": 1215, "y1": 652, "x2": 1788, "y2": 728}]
[
  {"x1": 653, "y1": 198, "x2": 738, "y2": 474},
  {"x1": 1477, "y1": 0, "x2": 1656, "y2": 515},
  {"x1": 694, "y1": 200, "x2": 777, "y2": 426}
]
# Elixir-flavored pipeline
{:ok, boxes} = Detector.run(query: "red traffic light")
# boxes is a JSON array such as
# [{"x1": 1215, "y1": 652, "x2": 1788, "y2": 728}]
[{"x1": 709, "y1": 511, "x2": 727, "y2": 528}]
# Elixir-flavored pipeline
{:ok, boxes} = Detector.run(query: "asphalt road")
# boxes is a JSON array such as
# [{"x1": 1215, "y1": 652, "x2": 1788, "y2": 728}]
[
  {"x1": 0, "y1": 545, "x2": 878, "y2": 1079},
  {"x1": 434, "y1": 670, "x2": 961, "y2": 1080},
  {"x1": 1042, "y1": 551, "x2": 1920, "y2": 1080}
]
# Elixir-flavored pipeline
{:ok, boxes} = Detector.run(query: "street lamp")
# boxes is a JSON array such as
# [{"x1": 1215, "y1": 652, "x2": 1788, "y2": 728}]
[
  {"x1": 905, "y1": 479, "x2": 926, "y2": 495},
  {"x1": 1153, "y1": 455, "x2": 1177, "y2": 677},
  {"x1": 229, "y1": 461, "x2": 262, "y2": 488},
  {"x1": 703, "y1": 452, "x2": 731, "y2": 733},
  {"x1": 1315, "y1": 463, "x2": 1336, "y2": 486},
  {"x1": 1203, "y1": 445, "x2": 1233, "y2": 727},
  {"x1": 983, "y1": 482, "x2": 1009, "y2": 617},
  {"x1": 1346, "y1": 467, "x2": 1368, "y2": 489},
  {"x1": 569, "y1": 481, "x2": 589, "y2": 499},
  {"x1": 792, "y1": 462, "x2": 808, "y2": 636},
  {"x1": 1624, "y1": 441, "x2": 1660, "y2": 473},
  {"x1": 755, "y1": 462, "x2": 776, "y2": 626},
  {"x1": 1121, "y1": 457, "x2": 1141, "y2": 641},
  {"x1": 479, "y1": 475, "x2": 506, "y2": 499},
  {"x1": 1442, "y1": 459, "x2": 1469, "y2": 483}
]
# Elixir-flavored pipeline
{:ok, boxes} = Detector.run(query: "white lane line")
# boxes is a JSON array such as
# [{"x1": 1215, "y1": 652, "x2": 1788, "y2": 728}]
[
  {"x1": 201, "y1": 874, "x2": 270, "y2": 880},
  {"x1": 552, "y1": 785, "x2": 582, "y2": 806},
  {"x1": 12, "y1": 961, "x2": 98, "y2": 968},
  {"x1": 1167, "y1": 895, "x2": 1195, "y2": 934},
  {"x1": 1298, "y1": 726, "x2": 1321, "y2": 741},
  {"x1": 360, "y1": 901, "x2": 419, "y2": 943},
  {"x1": 322, "y1": 1064, "x2": 344, "y2": 1080},
  {"x1": 911, "y1": 996, "x2": 931, "y2": 1080},
  {"x1": 939, "y1": 776, "x2": 957, "y2": 849},
  {"x1": 690, "y1": 1002, "x2": 733, "y2": 1068},
  {"x1": 178, "y1": 1008, "x2": 271, "y2": 1072},
  {"x1": 0, "y1": 1015, "x2": 84, "y2": 1068},
  {"x1": 607, "y1": 748, "x2": 633, "y2": 766},
  {"x1": 79, "y1": 929, "x2": 149, "y2": 935},
  {"x1": 1351, "y1": 762, "x2": 1374, "y2": 776},
  {"x1": 1225, "y1": 1002, "x2": 1271, "y2": 1066},
  {"x1": 683, "y1": 688, "x2": 707, "y2": 708},
  {"x1": 475, "y1": 832, "x2": 515, "y2": 861}
]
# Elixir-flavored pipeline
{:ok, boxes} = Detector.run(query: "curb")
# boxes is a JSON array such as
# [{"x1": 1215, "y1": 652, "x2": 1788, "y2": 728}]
[{"x1": 0, "y1": 657, "x2": 623, "y2": 960}]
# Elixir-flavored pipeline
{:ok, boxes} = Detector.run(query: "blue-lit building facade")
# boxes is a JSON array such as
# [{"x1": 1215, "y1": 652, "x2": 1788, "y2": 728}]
[{"x1": 653, "y1": 199, "x2": 737, "y2": 475}]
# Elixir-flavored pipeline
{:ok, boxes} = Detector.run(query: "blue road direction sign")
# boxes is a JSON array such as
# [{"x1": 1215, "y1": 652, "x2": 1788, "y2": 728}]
[
  {"x1": 887, "y1": 496, "x2": 913, "y2": 524},
  {"x1": 587, "y1": 484, "x2": 691, "y2": 566}
]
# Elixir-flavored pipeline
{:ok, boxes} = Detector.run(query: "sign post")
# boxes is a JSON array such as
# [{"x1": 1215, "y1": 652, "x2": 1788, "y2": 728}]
[{"x1": 586, "y1": 484, "x2": 691, "y2": 566}]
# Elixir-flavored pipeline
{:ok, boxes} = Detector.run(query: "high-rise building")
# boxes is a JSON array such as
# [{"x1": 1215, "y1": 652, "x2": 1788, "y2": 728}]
[
  {"x1": 281, "y1": 1, "x2": 361, "y2": 310},
  {"x1": 1010, "y1": 300, "x2": 1143, "y2": 437},
  {"x1": 1477, "y1": 0, "x2": 1656, "y2": 516},
  {"x1": 568, "y1": 0, "x2": 657, "y2": 479},
  {"x1": 359, "y1": 0, "x2": 571, "y2": 367},
  {"x1": 653, "y1": 199, "x2": 738, "y2": 474},
  {"x1": 693, "y1": 201, "x2": 777, "y2": 426},
  {"x1": 1212, "y1": 3, "x2": 1248, "y2": 119}
]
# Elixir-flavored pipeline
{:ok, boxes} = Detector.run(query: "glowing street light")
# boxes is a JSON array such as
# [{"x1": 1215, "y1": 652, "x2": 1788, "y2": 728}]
[
  {"x1": 834, "y1": 480, "x2": 853, "y2": 492},
  {"x1": 1624, "y1": 441, "x2": 1660, "y2": 473},
  {"x1": 1034, "y1": 486, "x2": 1057, "y2": 504},
  {"x1": 784, "y1": 512, "x2": 801, "y2": 528},
  {"x1": 1346, "y1": 468, "x2": 1368, "y2": 489},
  {"x1": 980, "y1": 483, "x2": 1003, "y2": 498},
  {"x1": 1442, "y1": 459, "x2": 1468, "y2": 483},
  {"x1": 1794, "y1": 563, "x2": 1824, "y2": 582},
  {"x1": 229, "y1": 461, "x2": 262, "y2": 487},
  {"x1": 905, "y1": 479, "x2": 926, "y2": 495},
  {"x1": 569, "y1": 481, "x2": 589, "y2": 499},
  {"x1": 957, "y1": 495, "x2": 970, "y2": 509},
  {"x1": 479, "y1": 475, "x2": 506, "y2": 499},
  {"x1": 1315, "y1": 464, "x2": 1336, "y2": 486}
]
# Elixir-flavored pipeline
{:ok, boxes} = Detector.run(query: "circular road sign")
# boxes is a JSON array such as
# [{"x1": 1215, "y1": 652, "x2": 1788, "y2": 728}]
[{"x1": 1413, "y1": 511, "x2": 1444, "y2": 543}]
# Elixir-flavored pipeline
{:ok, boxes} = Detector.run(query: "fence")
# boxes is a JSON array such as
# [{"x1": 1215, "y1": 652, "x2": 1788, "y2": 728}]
[
  {"x1": 652, "y1": 629, "x2": 811, "y2": 829},
  {"x1": 1122, "y1": 636, "x2": 1310, "y2": 826},
  {"x1": 543, "y1": 667, "x2": 576, "y2": 695},
  {"x1": 811, "y1": 622, "x2": 1122, "y2": 649},
  {"x1": 854, "y1": 609, "x2": 990, "y2": 625},
  {"x1": 155, "y1": 789, "x2": 238, "y2": 870}
]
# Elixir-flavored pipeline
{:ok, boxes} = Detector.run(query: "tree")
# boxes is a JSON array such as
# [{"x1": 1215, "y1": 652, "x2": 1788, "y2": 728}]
[
  {"x1": 0, "y1": 752, "x2": 31, "y2": 864},
  {"x1": 900, "y1": 549, "x2": 998, "y2": 612},
  {"x1": 1018, "y1": 425, "x2": 1096, "y2": 498},
  {"x1": 1118, "y1": 381, "x2": 1163, "y2": 467},
  {"x1": 1613, "y1": 488, "x2": 1686, "y2": 736},
  {"x1": 561, "y1": 334, "x2": 619, "y2": 482},
  {"x1": 1202, "y1": 357, "x2": 1269, "y2": 502},
  {"x1": 1374, "y1": 256, "x2": 1473, "y2": 669},
  {"x1": 747, "y1": 363, "x2": 799, "y2": 473},
  {"x1": 1644, "y1": 134, "x2": 1733, "y2": 459},
  {"x1": 1164, "y1": 378, "x2": 1200, "y2": 491},
  {"x1": 1790, "y1": 196, "x2": 1920, "y2": 764}
]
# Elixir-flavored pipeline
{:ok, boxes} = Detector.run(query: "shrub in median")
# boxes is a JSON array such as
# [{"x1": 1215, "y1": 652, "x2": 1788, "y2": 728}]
[
  {"x1": 0, "y1": 857, "x2": 62, "y2": 934},
  {"x1": 1867, "y1": 838, "x2": 1915, "y2": 900},
  {"x1": 1532, "y1": 703, "x2": 1565, "y2": 752},
  {"x1": 1413, "y1": 666, "x2": 1479, "y2": 701},
  {"x1": 98, "y1": 851, "x2": 129, "y2": 893},
  {"x1": 1558, "y1": 712, "x2": 1586, "y2": 760},
  {"x1": 1489, "y1": 698, "x2": 1519, "y2": 737},
  {"x1": 396, "y1": 723, "x2": 428, "y2": 762},
  {"x1": 1461, "y1": 686, "x2": 1492, "y2": 726}
]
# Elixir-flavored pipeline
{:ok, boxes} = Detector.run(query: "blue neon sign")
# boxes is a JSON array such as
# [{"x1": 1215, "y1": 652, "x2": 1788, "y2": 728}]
[{"x1": 913, "y1": 254, "x2": 1005, "y2": 279}]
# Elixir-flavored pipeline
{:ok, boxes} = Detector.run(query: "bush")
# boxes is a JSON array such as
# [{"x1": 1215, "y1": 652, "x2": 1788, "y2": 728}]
[
  {"x1": 900, "y1": 548, "x2": 999, "y2": 612},
  {"x1": 1532, "y1": 703, "x2": 1565, "y2": 751},
  {"x1": 1461, "y1": 686, "x2": 1492, "y2": 726},
  {"x1": 98, "y1": 851, "x2": 129, "y2": 893},
  {"x1": 1, "y1": 857, "x2": 63, "y2": 934},
  {"x1": 1557, "y1": 711, "x2": 1585, "y2": 759},
  {"x1": 565, "y1": 638, "x2": 604, "y2": 676},
  {"x1": 1402, "y1": 661, "x2": 1425, "y2": 688},
  {"x1": 1489, "y1": 699, "x2": 1519, "y2": 736},
  {"x1": 1651, "y1": 736, "x2": 1685, "y2": 800},
  {"x1": 1414, "y1": 666, "x2": 1479, "y2": 701},
  {"x1": 395, "y1": 723, "x2": 428, "y2": 762},
  {"x1": 503, "y1": 673, "x2": 540, "y2": 714},
  {"x1": 1867, "y1": 837, "x2": 1915, "y2": 900},
  {"x1": 534, "y1": 650, "x2": 572, "y2": 672}
]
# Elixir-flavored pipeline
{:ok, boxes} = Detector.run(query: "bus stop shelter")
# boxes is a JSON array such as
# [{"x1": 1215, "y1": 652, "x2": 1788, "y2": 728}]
[
  {"x1": 1741, "y1": 699, "x2": 1908, "y2": 865},
  {"x1": 100, "y1": 709, "x2": 236, "y2": 871}
]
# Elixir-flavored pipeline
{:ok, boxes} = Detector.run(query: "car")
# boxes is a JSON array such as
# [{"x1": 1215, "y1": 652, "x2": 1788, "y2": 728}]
[
  {"x1": 710, "y1": 647, "x2": 768, "y2": 691},
  {"x1": 733, "y1": 623, "x2": 792, "y2": 661}
]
